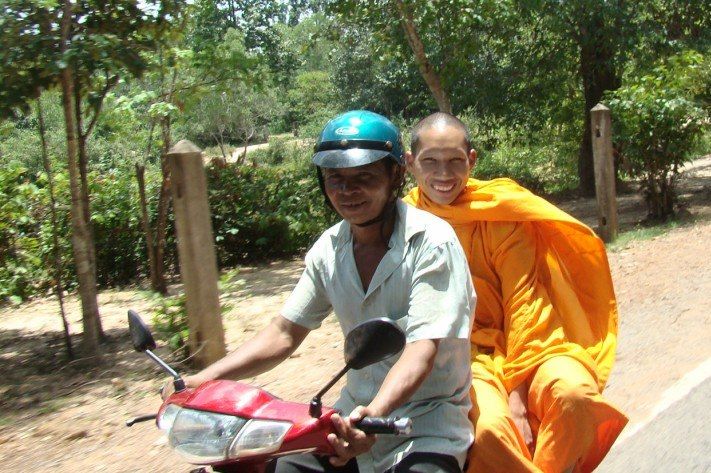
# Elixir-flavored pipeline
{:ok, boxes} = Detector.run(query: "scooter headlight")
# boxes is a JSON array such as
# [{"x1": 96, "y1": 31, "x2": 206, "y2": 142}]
[
  {"x1": 228, "y1": 419, "x2": 293, "y2": 458},
  {"x1": 168, "y1": 408, "x2": 248, "y2": 463},
  {"x1": 157, "y1": 404, "x2": 181, "y2": 431}
]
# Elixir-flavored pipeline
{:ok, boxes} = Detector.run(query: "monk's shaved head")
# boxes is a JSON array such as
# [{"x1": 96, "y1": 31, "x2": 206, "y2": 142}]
[{"x1": 410, "y1": 112, "x2": 471, "y2": 155}]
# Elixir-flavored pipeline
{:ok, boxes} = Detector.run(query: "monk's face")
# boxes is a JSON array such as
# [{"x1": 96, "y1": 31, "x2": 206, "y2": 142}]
[
  {"x1": 406, "y1": 125, "x2": 477, "y2": 205},
  {"x1": 322, "y1": 160, "x2": 403, "y2": 225}
]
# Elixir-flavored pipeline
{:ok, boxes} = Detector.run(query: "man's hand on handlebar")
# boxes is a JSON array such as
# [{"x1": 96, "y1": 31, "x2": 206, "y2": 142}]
[{"x1": 327, "y1": 406, "x2": 377, "y2": 466}]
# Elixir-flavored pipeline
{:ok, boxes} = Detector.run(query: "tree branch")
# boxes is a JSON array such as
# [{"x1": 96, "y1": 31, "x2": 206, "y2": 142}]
[{"x1": 393, "y1": 0, "x2": 451, "y2": 113}]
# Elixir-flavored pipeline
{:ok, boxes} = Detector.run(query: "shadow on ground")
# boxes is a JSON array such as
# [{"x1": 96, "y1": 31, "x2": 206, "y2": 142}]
[
  {"x1": 556, "y1": 158, "x2": 711, "y2": 233},
  {"x1": 0, "y1": 326, "x2": 163, "y2": 414}
]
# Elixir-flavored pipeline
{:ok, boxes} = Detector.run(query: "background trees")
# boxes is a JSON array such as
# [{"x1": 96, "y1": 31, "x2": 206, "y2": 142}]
[
  {"x1": 1, "y1": 0, "x2": 186, "y2": 355},
  {"x1": 0, "y1": 0, "x2": 708, "y2": 358}
]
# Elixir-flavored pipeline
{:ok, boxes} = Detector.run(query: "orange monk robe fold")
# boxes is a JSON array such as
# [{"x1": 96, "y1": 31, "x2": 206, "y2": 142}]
[
  {"x1": 404, "y1": 177, "x2": 618, "y2": 392},
  {"x1": 404, "y1": 178, "x2": 627, "y2": 472}
]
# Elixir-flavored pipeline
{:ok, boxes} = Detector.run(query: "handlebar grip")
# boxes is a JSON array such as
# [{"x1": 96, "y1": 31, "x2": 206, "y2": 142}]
[{"x1": 355, "y1": 417, "x2": 412, "y2": 436}]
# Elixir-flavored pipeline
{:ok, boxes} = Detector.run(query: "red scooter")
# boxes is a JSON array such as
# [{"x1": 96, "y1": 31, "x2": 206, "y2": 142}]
[{"x1": 126, "y1": 310, "x2": 412, "y2": 473}]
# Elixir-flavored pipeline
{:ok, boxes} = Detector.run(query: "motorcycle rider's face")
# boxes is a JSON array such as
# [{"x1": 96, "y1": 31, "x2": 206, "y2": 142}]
[{"x1": 322, "y1": 161, "x2": 401, "y2": 225}]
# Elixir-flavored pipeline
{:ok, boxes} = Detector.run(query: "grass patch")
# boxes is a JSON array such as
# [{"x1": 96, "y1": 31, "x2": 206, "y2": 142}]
[
  {"x1": 37, "y1": 398, "x2": 71, "y2": 415},
  {"x1": 607, "y1": 219, "x2": 683, "y2": 252}
]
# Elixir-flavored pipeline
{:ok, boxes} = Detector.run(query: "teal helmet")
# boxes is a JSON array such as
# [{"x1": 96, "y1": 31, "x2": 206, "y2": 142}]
[{"x1": 313, "y1": 110, "x2": 404, "y2": 168}]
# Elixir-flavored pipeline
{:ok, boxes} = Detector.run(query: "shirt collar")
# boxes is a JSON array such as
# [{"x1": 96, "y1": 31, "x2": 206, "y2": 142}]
[{"x1": 331, "y1": 199, "x2": 426, "y2": 251}]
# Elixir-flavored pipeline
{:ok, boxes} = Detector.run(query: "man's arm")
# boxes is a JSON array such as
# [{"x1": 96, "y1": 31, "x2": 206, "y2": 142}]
[
  {"x1": 366, "y1": 338, "x2": 439, "y2": 416},
  {"x1": 177, "y1": 316, "x2": 309, "y2": 390},
  {"x1": 328, "y1": 338, "x2": 439, "y2": 466}
]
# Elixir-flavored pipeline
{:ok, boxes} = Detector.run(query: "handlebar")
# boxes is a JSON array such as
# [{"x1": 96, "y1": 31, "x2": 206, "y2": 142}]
[
  {"x1": 355, "y1": 416, "x2": 412, "y2": 436},
  {"x1": 126, "y1": 414, "x2": 157, "y2": 427}
]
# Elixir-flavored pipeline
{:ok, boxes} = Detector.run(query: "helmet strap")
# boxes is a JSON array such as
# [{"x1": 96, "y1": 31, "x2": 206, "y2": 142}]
[{"x1": 352, "y1": 198, "x2": 396, "y2": 228}]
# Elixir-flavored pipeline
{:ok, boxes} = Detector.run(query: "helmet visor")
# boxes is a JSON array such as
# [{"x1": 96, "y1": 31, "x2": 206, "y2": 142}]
[{"x1": 312, "y1": 148, "x2": 392, "y2": 169}]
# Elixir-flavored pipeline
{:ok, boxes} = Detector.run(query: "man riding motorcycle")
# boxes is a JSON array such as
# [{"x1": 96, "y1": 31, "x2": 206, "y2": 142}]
[{"x1": 165, "y1": 110, "x2": 476, "y2": 473}]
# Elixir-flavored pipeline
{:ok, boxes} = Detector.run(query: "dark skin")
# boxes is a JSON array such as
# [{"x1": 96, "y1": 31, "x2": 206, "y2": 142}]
[
  {"x1": 322, "y1": 161, "x2": 399, "y2": 291},
  {"x1": 165, "y1": 160, "x2": 439, "y2": 467},
  {"x1": 322, "y1": 161, "x2": 439, "y2": 465}
]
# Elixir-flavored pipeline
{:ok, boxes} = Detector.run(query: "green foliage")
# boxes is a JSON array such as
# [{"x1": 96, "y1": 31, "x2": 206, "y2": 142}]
[
  {"x1": 0, "y1": 145, "x2": 337, "y2": 300},
  {"x1": 476, "y1": 142, "x2": 579, "y2": 196},
  {"x1": 186, "y1": 83, "x2": 282, "y2": 154},
  {"x1": 207, "y1": 155, "x2": 336, "y2": 267},
  {"x1": 0, "y1": 161, "x2": 172, "y2": 301},
  {"x1": 607, "y1": 50, "x2": 710, "y2": 219},
  {"x1": 89, "y1": 168, "x2": 163, "y2": 287},
  {"x1": 251, "y1": 137, "x2": 303, "y2": 166},
  {"x1": 0, "y1": 0, "x2": 186, "y2": 118},
  {"x1": 454, "y1": 111, "x2": 579, "y2": 195},
  {"x1": 286, "y1": 70, "x2": 339, "y2": 137},
  {"x1": 0, "y1": 165, "x2": 46, "y2": 301},
  {"x1": 151, "y1": 293, "x2": 189, "y2": 358},
  {"x1": 0, "y1": 94, "x2": 66, "y2": 173}
]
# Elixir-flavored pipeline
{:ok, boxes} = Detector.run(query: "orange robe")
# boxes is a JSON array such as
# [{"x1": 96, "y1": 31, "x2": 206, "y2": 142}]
[{"x1": 404, "y1": 178, "x2": 627, "y2": 473}]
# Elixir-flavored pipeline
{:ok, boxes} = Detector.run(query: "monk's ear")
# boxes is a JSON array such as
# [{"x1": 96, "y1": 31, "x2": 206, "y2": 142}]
[
  {"x1": 468, "y1": 149, "x2": 478, "y2": 168},
  {"x1": 404, "y1": 150, "x2": 415, "y2": 169}
]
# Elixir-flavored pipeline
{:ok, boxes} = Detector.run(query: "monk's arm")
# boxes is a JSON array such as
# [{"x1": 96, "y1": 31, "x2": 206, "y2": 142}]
[{"x1": 490, "y1": 221, "x2": 563, "y2": 389}]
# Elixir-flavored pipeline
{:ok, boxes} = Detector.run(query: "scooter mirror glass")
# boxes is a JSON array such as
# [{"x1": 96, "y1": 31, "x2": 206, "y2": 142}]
[
  {"x1": 344, "y1": 317, "x2": 405, "y2": 370},
  {"x1": 128, "y1": 310, "x2": 157, "y2": 352}
]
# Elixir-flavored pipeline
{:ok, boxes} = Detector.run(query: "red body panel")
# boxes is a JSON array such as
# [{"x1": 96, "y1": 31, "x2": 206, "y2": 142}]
[{"x1": 163, "y1": 380, "x2": 339, "y2": 467}]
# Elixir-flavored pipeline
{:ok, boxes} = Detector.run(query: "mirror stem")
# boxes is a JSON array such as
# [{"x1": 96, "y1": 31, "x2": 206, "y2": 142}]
[
  {"x1": 145, "y1": 349, "x2": 185, "y2": 392},
  {"x1": 309, "y1": 365, "x2": 350, "y2": 417}
]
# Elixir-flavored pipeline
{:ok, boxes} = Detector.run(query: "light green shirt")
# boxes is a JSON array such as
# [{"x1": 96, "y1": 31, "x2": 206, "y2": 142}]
[{"x1": 282, "y1": 200, "x2": 475, "y2": 472}]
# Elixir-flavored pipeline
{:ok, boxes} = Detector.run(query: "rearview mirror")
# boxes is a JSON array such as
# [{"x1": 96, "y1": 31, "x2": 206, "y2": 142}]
[
  {"x1": 128, "y1": 310, "x2": 157, "y2": 352},
  {"x1": 344, "y1": 317, "x2": 406, "y2": 369}
]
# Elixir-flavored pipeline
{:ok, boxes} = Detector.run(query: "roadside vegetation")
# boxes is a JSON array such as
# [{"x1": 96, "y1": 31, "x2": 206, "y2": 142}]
[{"x1": 0, "y1": 0, "x2": 708, "y2": 359}]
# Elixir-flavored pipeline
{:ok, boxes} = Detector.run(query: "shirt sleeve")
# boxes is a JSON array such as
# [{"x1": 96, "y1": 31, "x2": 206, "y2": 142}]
[
  {"x1": 281, "y1": 247, "x2": 332, "y2": 330},
  {"x1": 406, "y1": 238, "x2": 476, "y2": 343}
]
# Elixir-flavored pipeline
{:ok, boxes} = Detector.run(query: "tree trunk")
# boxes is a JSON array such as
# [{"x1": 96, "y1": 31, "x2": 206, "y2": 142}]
[
  {"x1": 60, "y1": 0, "x2": 102, "y2": 357},
  {"x1": 74, "y1": 108, "x2": 105, "y2": 339},
  {"x1": 151, "y1": 115, "x2": 172, "y2": 295},
  {"x1": 136, "y1": 163, "x2": 160, "y2": 290},
  {"x1": 37, "y1": 97, "x2": 74, "y2": 360},
  {"x1": 577, "y1": 19, "x2": 621, "y2": 197},
  {"x1": 394, "y1": 0, "x2": 452, "y2": 113},
  {"x1": 74, "y1": 87, "x2": 98, "y2": 282}
]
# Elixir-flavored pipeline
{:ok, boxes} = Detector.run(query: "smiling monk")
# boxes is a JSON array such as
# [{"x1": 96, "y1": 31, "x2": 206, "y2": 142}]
[{"x1": 404, "y1": 112, "x2": 628, "y2": 473}]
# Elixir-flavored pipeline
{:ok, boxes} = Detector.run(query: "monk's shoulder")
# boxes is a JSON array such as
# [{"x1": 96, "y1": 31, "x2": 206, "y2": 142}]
[{"x1": 474, "y1": 220, "x2": 537, "y2": 250}]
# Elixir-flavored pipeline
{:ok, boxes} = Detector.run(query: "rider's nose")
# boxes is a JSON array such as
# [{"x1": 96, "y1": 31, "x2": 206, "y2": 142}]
[
  {"x1": 436, "y1": 163, "x2": 451, "y2": 177},
  {"x1": 338, "y1": 181, "x2": 356, "y2": 194}
]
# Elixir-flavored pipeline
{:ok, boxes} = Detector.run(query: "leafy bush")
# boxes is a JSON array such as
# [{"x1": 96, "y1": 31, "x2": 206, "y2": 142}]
[
  {"x1": 89, "y1": 168, "x2": 170, "y2": 287},
  {"x1": 253, "y1": 137, "x2": 305, "y2": 166},
  {"x1": 475, "y1": 141, "x2": 579, "y2": 195},
  {"x1": 607, "y1": 50, "x2": 710, "y2": 220},
  {"x1": 207, "y1": 157, "x2": 336, "y2": 267},
  {"x1": 151, "y1": 293, "x2": 189, "y2": 359},
  {"x1": 0, "y1": 165, "x2": 48, "y2": 301},
  {"x1": 0, "y1": 150, "x2": 338, "y2": 301}
]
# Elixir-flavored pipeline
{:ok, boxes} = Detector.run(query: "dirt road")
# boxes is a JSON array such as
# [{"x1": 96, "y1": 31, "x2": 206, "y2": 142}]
[{"x1": 1, "y1": 158, "x2": 709, "y2": 471}]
